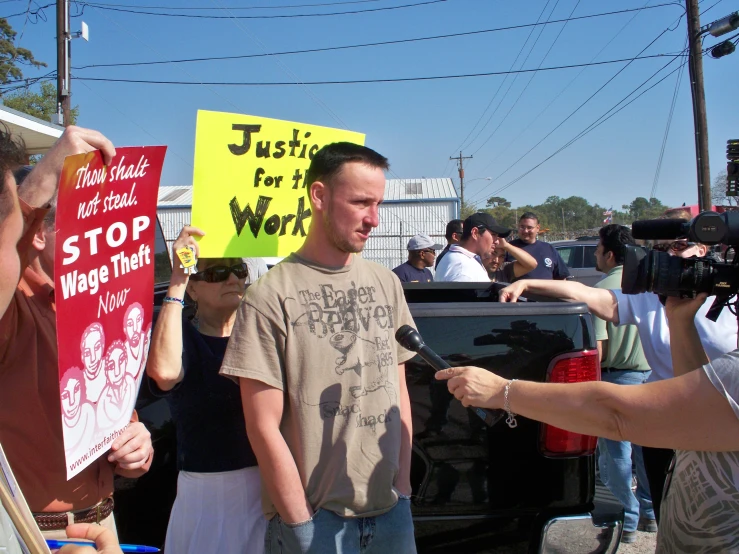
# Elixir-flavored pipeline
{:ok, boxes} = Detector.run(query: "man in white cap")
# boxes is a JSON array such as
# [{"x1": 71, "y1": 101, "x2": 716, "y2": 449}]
[{"x1": 392, "y1": 234, "x2": 443, "y2": 283}]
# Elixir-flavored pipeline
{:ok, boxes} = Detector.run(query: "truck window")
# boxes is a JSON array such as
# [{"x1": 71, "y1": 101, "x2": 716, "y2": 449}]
[
  {"x1": 556, "y1": 246, "x2": 580, "y2": 268},
  {"x1": 582, "y1": 246, "x2": 597, "y2": 269},
  {"x1": 154, "y1": 218, "x2": 172, "y2": 284}
]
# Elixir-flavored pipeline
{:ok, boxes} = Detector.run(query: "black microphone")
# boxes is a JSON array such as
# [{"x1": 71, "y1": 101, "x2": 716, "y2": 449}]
[
  {"x1": 632, "y1": 218, "x2": 689, "y2": 240},
  {"x1": 395, "y1": 325, "x2": 503, "y2": 428}
]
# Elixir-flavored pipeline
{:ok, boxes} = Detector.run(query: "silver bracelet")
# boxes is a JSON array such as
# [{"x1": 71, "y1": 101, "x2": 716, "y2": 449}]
[{"x1": 504, "y1": 379, "x2": 518, "y2": 429}]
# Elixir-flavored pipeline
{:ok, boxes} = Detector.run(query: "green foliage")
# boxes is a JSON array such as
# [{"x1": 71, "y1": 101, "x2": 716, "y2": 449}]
[
  {"x1": 621, "y1": 197, "x2": 667, "y2": 221},
  {"x1": 470, "y1": 194, "x2": 670, "y2": 234},
  {"x1": 0, "y1": 18, "x2": 46, "y2": 87},
  {"x1": 3, "y1": 82, "x2": 78, "y2": 124}
]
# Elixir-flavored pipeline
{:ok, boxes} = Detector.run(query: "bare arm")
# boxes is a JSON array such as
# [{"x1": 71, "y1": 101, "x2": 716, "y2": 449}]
[
  {"x1": 502, "y1": 241, "x2": 537, "y2": 278},
  {"x1": 240, "y1": 378, "x2": 313, "y2": 523},
  {"x1": 395, "y1": 364, "x2": 412, "y2": 496},
  {"x1": 666, "y1": 295, "x2": 710, "y2": 378},
  {"x1": 146, "y1": 226, "x2": 204, "y2": 391},
  {"x1": 19, "y1": 126, "x2": 115, "y2": 208},
  {"x1": 499, "y1": 279, "x2": 619, "y2": 324},
  {"x1": 437, "y1": 365, "x2": 739, "y2": 452}
]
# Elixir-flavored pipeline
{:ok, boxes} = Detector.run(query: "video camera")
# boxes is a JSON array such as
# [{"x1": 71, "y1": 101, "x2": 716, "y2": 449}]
[{"x1": 621, "y1": 211, "x2": 739, "y2": 320}]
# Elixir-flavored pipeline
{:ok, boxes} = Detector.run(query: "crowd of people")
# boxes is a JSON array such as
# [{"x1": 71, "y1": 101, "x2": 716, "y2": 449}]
[
  {"x1": 391, "y1": 211, "x2": 570, "y2": 284},
  {"x1": 1, "y1": 122, "x2": 739, "y2": 554}
]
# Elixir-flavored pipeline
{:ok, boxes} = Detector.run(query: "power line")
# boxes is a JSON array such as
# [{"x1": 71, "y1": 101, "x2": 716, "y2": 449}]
[
  {"x1": 81, "y1": 0, "x2": 382, "y2": 9},
  {"x1": 465, "y1": 24, "x2": 682, "y2": 206},
  {"x1": 69, "y1": 4, "x2": 680, "y2": 71},
  {"x1": 469, "y1": 0, "x2": 582, "y2": 157},
  {"x1": 74, "y1": 0, "x2": 447, "y2": 19},
  {"x1": 206, "y1": 0, "x2": 349, "y2": 132},
  {"x1": 71, "y1": 53, "x2": 681, "y2": 86},
  {"x1": 450, "y1": 0, "x2": 556, "y2": 158},
  {"x1": 650, "y1": 40, "x2": 686, "y2": 199},
  {"x1": 476, "y1": 56, "x2": 688, "y2": 203},
  {"x1": 469, "y1": 0, "x2": 657, "y2": 186}
]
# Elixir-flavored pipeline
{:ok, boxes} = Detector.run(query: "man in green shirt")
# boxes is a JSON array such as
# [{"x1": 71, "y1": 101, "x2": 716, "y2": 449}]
[{"x1": 593, "y1": 224, "x2": 656, "y2": 543}]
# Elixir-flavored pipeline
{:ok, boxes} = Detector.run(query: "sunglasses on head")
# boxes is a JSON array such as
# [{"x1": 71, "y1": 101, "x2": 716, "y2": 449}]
[
  {"x1": 652, "y1": 241, "x2": 696, "y2": 253},
  {"x1": 190, "y1": 262, "x2": 249, "y2": 283}
]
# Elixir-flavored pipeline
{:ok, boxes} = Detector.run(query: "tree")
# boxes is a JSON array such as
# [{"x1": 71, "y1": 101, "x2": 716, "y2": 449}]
[
  {"x1": 485, "y1": 196, "x2": 511, "y2": 208},
  {"x1": 0, "y1": 18, "x2": 46, "y2": 88},
  {"x1": 3, "y1": 82, "x2": 78, "y2": 124},
  {"x1": 623, "y1": 197, "x2": 666, "y2": 221},
  {"x1": 711, "y1": 170, "x2": 737, "y2": 206}
]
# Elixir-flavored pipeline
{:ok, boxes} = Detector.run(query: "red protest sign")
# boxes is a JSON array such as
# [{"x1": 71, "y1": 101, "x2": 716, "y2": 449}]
[{"x1": 54, "y1": 146, "x2": 166, "y2": 480}]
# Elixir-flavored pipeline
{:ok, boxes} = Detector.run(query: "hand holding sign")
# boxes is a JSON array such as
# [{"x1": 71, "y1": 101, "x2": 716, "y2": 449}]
[
  {"x1": 55, "y1": 146, "x2": 165, "y2": 480},
  {"x1": 172, "y1": 226, "x2": 205, "y2": 279}
]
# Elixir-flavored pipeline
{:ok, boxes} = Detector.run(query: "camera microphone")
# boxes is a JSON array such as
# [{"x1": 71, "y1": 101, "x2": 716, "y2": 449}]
[
  {"x1": 632, "y1": 218, "x2": 689, "y2": 240},
  {"x1": 395, "y1": 325, "x2": 503, "y2": 427}
]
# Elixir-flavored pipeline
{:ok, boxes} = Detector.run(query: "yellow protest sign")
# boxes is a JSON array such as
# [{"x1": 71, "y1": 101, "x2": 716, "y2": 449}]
[{"x1": 192, "y1": 110, "x2": 365, "y2": 257}]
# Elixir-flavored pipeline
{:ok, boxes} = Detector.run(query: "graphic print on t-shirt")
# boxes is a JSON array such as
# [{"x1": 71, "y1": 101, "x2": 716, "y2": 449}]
[{"x1": 289, "y1": 280, "x2": 399, "y2": 430}]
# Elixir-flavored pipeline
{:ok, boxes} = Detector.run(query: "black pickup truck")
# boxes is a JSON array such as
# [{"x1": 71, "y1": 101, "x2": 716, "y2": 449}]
[{"x1": 113, "y1": 232, "x2": 623, "y2": 553}]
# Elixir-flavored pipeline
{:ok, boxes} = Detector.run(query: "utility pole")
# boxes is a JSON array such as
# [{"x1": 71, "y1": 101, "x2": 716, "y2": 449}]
[
  {"x1": 56, "y1": 0, "x2": 71, "y2": 126},
  {"x1": 687, "y1": 0, "x2": 712, "y2": 210},
  {"x1": 450, "y1": 151, "x2": 473, "y2": 208},
  {"x1": 561, "y1": 207, "x2": 566, "y2": 236}
]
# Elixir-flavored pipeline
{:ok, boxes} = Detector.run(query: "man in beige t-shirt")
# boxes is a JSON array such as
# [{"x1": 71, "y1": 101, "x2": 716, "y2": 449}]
[{"x1": 221, "y1": 142, "x2": 417, "y2": 553}]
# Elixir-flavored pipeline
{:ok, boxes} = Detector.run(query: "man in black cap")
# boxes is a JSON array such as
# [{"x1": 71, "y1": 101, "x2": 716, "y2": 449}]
[
  {"x1": 392, "y1": 234, "x2": 443, "y2": 283},
  {"x1": 435, "y1": 213, "x2": 511, "y2": 282},
  {"x1": 435, "y1": 219, "x2": 463, "y2": 269}
]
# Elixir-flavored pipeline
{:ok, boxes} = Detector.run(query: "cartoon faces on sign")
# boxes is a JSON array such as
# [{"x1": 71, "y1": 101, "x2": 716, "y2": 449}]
[
  {"x1": 80, "y1": 322, "x2": 106, "y2": 403},
  {"x1": 96, "y1": 339, "x2": 136, "y2": 435},
  {"x1": 123, "y1": 302, "x2": 145, "y2": 379},
  {"x1": 60, "y1": 366, "x2": 96, "y2": 460}
]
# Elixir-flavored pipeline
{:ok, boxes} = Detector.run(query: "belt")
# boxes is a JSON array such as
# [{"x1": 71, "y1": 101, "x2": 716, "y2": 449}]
[{"x1": 33, "y1": 497, "x2": 114, "y2": 531}]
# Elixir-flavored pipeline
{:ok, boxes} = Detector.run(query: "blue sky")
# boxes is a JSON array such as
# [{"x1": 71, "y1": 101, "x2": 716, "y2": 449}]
[{"x1": 4, "y1": 0, "x2": 738, "y2": 211}]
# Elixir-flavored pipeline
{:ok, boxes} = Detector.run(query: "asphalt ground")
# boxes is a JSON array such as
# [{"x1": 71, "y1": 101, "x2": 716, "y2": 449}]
[{"x1": 594, "y1": 479, "x2": 657, "y2": 553}]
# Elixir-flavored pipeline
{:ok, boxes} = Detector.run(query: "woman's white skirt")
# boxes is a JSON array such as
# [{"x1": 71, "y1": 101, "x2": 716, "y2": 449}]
[{"x1": 164, "y1": 467, "x2": 266, "y2": 554}]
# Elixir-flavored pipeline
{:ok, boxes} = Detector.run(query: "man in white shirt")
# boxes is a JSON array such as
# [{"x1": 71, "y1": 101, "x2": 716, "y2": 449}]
[
  {"x1": 498, "y1": 238, "x2": 738, "y2": 522},
  {"x1": 435, "y1": 213, "x2": 511, "y2": 282}
]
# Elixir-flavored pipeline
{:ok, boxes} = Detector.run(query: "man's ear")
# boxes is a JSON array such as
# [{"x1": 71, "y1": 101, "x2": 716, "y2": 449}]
[
  {"x1": 31, "y1": 226, "x2": 46, "y2": 252},
  {"x1": 696, "y1": 243, "x2": 708, "y2": 256},
  {"x1": 309, "y1": 181, "x2": 331, "y2": 211},
  {"x1": 309, "y1": 181, "x2": 327, "y2": 212}
]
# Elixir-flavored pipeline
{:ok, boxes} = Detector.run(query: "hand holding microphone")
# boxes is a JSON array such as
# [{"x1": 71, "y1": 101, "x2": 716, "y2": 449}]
[{"x1": 395, "y1": 325, "x2": 504, "y2": 427}]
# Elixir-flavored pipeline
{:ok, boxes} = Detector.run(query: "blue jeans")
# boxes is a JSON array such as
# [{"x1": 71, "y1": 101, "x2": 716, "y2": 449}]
[
  {"x1": 598, "y1": 369, "x2": 655, "y2": 532},
  {"x1": 264, "y1": 496, "x2": 416, "y2": 554}
]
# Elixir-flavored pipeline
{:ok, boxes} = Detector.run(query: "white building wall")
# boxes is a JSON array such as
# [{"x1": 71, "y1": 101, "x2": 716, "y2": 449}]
[
  {"x1": 364, "y1": 200, "x2": 458, "y2": 270},
  {"x1": 157, "y1": 207, "x2": 191, "y2": 253}
]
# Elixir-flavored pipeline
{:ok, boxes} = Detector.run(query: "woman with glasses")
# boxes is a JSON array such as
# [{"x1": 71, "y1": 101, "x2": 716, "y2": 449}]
[{"x1": 146, "y1": 225, "x2": 265, "y2": 554}]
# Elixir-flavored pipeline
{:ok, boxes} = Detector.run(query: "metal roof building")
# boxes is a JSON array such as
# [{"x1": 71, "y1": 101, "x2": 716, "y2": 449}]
[
  {"x1": 156, "y1": 178, "x2": 460, "y2": 270},
  {"x1": 364, "y1": 178, "x2": 459, "y2": 269},
  {"x1": 156, "y1": 186, "x2": 193, "y2": 253}
]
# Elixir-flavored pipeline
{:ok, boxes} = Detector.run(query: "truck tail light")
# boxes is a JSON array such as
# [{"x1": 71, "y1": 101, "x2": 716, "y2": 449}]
[{"x1": 539, "y1": 351, "x2": 600, "y2": 457}]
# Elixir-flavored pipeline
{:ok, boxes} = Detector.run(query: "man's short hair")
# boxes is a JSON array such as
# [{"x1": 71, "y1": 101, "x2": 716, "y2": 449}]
[
  {"x1": 599, "y1": 224, "x2": 635, "y2": 266},
  {"x1": 445, "y1": 219, "x2": 463, "y2": 240},
  {"x1": 519, "y1": 212, "x2": 539, "y2": 223},
  {"x1": 0, "y1": 124, "x2": 26, "y2": 220},
  {"x1": 304, "y1": 142, "x2": 389, "y2": 190}
]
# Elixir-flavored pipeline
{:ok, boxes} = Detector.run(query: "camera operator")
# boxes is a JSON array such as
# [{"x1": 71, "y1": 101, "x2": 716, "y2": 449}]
[
  {"x1": 436, "y1": 292, "x2": 739, "y2": 552},
  {"x1": 495, "y1": 237, "x2": 738, "y2": 522}
]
